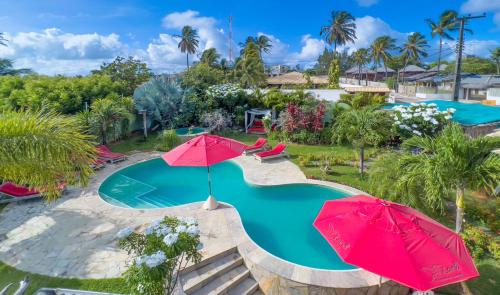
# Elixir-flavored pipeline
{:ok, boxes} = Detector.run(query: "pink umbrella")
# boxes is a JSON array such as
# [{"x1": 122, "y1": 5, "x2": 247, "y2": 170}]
[
  {"x1": 313, "y1": 195, "x2": 479, "y2": 291},
  {"x1": 162, "y1": 134, "x2": 247, "y2": 210}
]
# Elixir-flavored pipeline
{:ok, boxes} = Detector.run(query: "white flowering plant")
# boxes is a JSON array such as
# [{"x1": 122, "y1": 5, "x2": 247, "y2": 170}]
[
  {"x1": 390, "y1": 103, "x2": 454, "y2": 138},
  {"x1": 206, "y1": 83, "x2": 242, "y2": 101},
  {"x1": 117, "y1": 216, "x2": 202, "y2": 295}
]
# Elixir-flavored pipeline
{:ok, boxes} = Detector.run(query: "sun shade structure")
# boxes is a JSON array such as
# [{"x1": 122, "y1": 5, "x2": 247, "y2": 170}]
[
  {"x1": 162, "y1": 134, "x2": 247, "y2": 210},
  {"x1": 313, "y1": 195, "x2": 479, "y2": 291}
]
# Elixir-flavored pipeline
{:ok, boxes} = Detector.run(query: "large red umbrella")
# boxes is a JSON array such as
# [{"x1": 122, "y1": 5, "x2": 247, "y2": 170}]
[
  {"x1": 162, "y1": 134, "x2": 247, "y2": 210},
  {"x1": 313, "y1": 195, "x2": 479, "y2": 291}
]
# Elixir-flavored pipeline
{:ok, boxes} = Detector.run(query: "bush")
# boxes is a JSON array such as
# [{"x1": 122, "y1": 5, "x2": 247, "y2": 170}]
[
  {"x1": 461, "y1": 226, "x2": 491, "y2": 260},
  {"x1": 155, "y1": 129, "x2": 181, "y2": 152},
  {"x1": 390, "y1": 102, "x2": 454, "y2": 138},
  {"x1": 339, "y1": 94, "x2": 354, "y2": 105},
  {"x1": 386, "y1": 77, "x2": 397, "y2": 90},
  {"x1": 202, "y1": 109, "x2": 232, "y2": 132},
  {"x1": 117, "y1": 216, "x2": 202, "y2": 295},
  {"x1": 488, "y1": 241, "x2": 500, "y2": 260}
]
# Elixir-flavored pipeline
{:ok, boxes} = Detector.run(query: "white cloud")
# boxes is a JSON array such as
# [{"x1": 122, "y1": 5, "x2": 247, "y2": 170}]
[
  {"x1": 356, "y1": 0, "x2": 379, "y2": 7},
  {"x1": 337, "y1": 16, "x2": 408, "y2": 53},
  {"x1": 461, "y1": 0, "x2": 500, "y2": 29},
  {"x1": 161, "y1": 10, "x2": 227, "y2": 56},
  {"x1": 0, "y1": 28, "x2": 127, "y2": 75},
  {"x1": 257, "y1": 33, "x2": 325, "y2": 68}
]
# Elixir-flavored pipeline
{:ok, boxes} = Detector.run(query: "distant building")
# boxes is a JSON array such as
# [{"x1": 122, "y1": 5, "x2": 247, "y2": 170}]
[
  {"x1": 266, "y1": 71, "x2": 328, "y2": 88},
  {"x1": 267, "y1": 65, "x2": 290, "y2": 77},
  {"x1": 399, "y1": 65, "x2": 426, "y2": 79}
]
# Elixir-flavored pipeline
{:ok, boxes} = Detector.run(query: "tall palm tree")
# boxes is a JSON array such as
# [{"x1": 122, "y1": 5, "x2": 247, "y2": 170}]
[
  {"x1": 0, "y1": 32, "x2": 7, "y2": 46},
  {"x1": 0, "y1": 110, "x2": 96, "y2": 201},
  {"x1": 200, "y1": 48, "x2": 220, "y2": 67},
  {"x1": 352, "y1": 48, "x2": 370, "y2": 85},
  {"x1": 425, "y1": 10, "x2": 462, "y2": 75},
  {"x1": 235, "y1": 42, "x2": 266, "y2": 88},
  {"x1": 255, "y1": 35, "x2": 272, "y2": 55},
  {"x1": 400, "y1": 32, "x2": 429, "y2": 81},
  {"x1": 401, "y1": 124, "x2": 500, "y2": 233},
  {"x1": 370, "y1": 36, "x2": 397, "y2": 81},
  {"x1": 332, "y1": 107, "x2": 391, "y2": 175},
  {"x1": 320, "y1": 11, "x2": 357, "y2": 53},
  {"x1": 177, "y1": 26, "x2": 199, "y2": 69},
  {"x1": 490, "y1": 47, "x2": 500, "y2": 74}
]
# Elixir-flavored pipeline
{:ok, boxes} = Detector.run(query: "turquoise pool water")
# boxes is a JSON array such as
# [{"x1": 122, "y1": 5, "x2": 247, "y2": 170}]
[
  {"x1": 99, "y1": 158, "x2": 356, "y2": 270},
  {"x1": 175, "y1": 127, "x2": 206, "y2": 136},
  {"x1": 385, "y1": 100, "x2": 500, "y2": 126}
]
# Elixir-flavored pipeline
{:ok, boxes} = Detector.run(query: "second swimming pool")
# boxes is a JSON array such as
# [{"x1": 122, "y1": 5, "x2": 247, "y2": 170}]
[{"x1": 99, "y1": 158, "x2": 357, "y2": 270}]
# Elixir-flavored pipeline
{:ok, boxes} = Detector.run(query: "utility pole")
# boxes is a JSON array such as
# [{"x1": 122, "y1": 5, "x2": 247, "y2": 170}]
[
  {"x1": 228, "y1": 15, "x2": 233, "y2": 63},
  {"x1": 452, "y1": 13, "x2": 485, "y2": 101}
]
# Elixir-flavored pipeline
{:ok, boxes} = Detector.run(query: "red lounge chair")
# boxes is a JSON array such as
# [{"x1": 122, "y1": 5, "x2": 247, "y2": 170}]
[
  {"x1": 91, "y1": 159, "x2": 106, "y2": 170},
  {"x1": 247, "y1": 120, "x2": 266, "y2": 134},
  {"x1": 96, "y1": 145, "x2": 127, "y2": 163},
  {"x1": 244, "y1": 138, "x2": 267, "y2": 154},
  {"x1": 255, "y1": 143, "x2": 288, "y2": 162},
  {"x1": 0, "y1": 182, "x2": 41, "y2": 203}
]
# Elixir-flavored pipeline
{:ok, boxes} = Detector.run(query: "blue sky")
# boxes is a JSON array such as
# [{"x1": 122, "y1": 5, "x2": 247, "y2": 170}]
[{"x1": 0, "y1": 0, "x2": 499, "y2": 75}]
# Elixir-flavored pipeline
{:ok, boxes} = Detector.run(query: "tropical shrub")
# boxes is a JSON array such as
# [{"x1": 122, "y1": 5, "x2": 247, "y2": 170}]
[
  {"x1": 390, "y1": 103, "x2": 454, "y2": 138},
  {"x1": 328, "y1": 58, "x2": 340, "y2": 89},
  {"x1": 80, "y1": 97, "x2": 135, "y2": 145},
  {"x1": 338, "y1": 94, "x2": 354, "y2": 104},
  {"x1": 117, "y1": 216, "x2": 202, "y2": 295},
  {"x1": 461, "y1": 226, "x2": 491, "y2": 260},
  {"x1": 133, "y1": 76, "x2": 197, "y2": 128},
  {"x1": 0, "y1": 110, "x2": 96, "y2": 200},
  {"x1": 205, "y1": 83, "x2": 250, "y2": 121},
  {"x1": 277, "y1": 101, "x2": 326, "y2": 144},
  {"x1": 338, "y1": 93, "x2": 385, "y2": 109},
  {"x1": 385, "y1": 77, "x2": 397, "y2": 89},
  {"x1": 202, "y1": 109, "x2": 232, "y2": 132},
  {"x1": 181, "y1": 63, "x2": 225, "y2": 94},
  {"x1": 155, "y1": 130, "x2": 181, "y2": 152}
]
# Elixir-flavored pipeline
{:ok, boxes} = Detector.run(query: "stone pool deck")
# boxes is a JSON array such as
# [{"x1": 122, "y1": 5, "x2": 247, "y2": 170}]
[{"x1": 0, "y1": 152, "x2": 404, "y2": 294}]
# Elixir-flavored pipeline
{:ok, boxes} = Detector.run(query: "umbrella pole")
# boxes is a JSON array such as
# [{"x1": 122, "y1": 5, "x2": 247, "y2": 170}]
[{"x1": 207, "y1": 166, "x2": 212, "y2": 196}]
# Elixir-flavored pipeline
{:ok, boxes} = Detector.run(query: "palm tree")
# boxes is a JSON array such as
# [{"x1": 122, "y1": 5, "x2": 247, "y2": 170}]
[
  {"x1": 177, "y1": 26, "x2": 199, "y2": 69},
  {"x1": 401, "y1": 124, "x2": 500, "y2": 233},
  {"x1": 200, "y1": 48, "x2": 220, "y2": 67},
  {"x1": 0, "y1": 110, "x2": 96, "y2": 200},
  {"x1": 255, "y1": 35, "x2": 272, "y2": 55},
  {"x1": 87, "y1": 98, "x2": 134, "y2": 145},
  {"x1": 352, "y1": 48, "x2": 370, "y2": 85},
  {"x1": 370, "y1": 36, "x2": 397, "y2": 81},
  {"x1": 0, "y1": 32, "x2": 7, "y2": 46},
  {"x1": 332, "y1": 107, "x2": 391, "y2": 175},
  {"x1": 320, "y1": 11, "x2": 357, "y2": 53},
  {"x1": 490, "y1": 47, "x2": 500, "y2": 74},
  {"x1": 0, "y1": 58, "x2": 32, "y2": 75},
  {"x1": 425, "y1": 10, "x2": 462, "y2": 75},
  {"x1": 235, "y1": 42, "x2": 266, "y2": 88},
  {"x1": 400, "y1": 32, "x2": 429, "y2": 81}
]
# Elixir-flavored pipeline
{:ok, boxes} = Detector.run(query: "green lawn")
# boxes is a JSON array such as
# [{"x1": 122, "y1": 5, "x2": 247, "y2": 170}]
[{"x1": 1, "y1": 131, "x2": 497, "y2": 294}]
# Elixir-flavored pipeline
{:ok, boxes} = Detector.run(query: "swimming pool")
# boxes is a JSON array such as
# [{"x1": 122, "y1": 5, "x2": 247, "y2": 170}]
[
  {"x1": 99, "y1": 158, "x2": 356, "y2": 270},
  {"x1": 385, "y1": 100, "x2": 500, "y2": 126},
  {"x1": 175, "y1": 127, "x2": 207, "y2": 136}
]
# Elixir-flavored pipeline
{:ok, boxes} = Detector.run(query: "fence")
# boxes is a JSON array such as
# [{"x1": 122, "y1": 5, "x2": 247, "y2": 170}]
[{"x1": 339, "y1": 77, "x2": 387, "y2": 87}]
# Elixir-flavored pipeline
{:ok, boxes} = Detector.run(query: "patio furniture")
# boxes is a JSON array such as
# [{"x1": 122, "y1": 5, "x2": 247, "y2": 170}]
[
  {"x1": 244, "y1": 138, "x2": 267, "y2": 154},
  {"x1": 313, "y1": 195, "x2": 479, "y2": 292},
  {"x1": 0, "y1": 182, "x2": 41, "y2": 203},
  {"x1": 162, "y1": 134, "x2": 247, "y2": 210},
  {"x1": 91, "y1": 159, "x2": 106, "y2": 170},
  {"x1": 96, "y1": 145, "x2": 127, "y2": 163},
  {"x1": 255, "y1": 143, "x2": 287, "y2": 162}
]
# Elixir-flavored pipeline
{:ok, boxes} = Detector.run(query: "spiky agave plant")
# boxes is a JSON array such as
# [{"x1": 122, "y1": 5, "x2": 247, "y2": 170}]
[{"x1": 0, "y1": 110, "x2": 97, "y2": 201}]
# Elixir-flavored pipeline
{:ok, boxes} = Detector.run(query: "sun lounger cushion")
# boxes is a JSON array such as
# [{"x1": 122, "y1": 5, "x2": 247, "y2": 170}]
[
  {"x1": 0, "y1": 182, "x2": 39, "y2": 197},
  {"x1": 96, "y1": 145, "x2": 127, "y2": 159},
  {"x1": 256, "y1": 143, "x2": 286, "y2": 158},
  {"x1": 245, "y1": 138, "x2": 267, "y2": 150}
]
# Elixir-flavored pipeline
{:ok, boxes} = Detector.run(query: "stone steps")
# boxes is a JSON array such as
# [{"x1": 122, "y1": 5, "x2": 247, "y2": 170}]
[{"x1": 180, "y1": 247, "x2": 261, "y2": 295}]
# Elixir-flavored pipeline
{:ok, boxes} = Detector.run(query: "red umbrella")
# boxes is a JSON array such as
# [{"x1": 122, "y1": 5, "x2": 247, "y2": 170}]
[
  {"x1": 313, "y1": 195, "x2": 479, "y2": 291},
  {"x1": 162, "y1": 134, "x2": 247, "y2": 210}
]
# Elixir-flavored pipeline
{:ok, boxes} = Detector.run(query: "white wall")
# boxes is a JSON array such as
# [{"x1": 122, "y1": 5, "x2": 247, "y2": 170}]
[
  {"x1": 487, "y1": 88, "x2": 500, "y2": 105},
  {"x1": 416, "y1": 92, "x2": 452, "y2": 100},
  {"x1": 248, "y1": 88, "x2": 347, "y2": 102}
]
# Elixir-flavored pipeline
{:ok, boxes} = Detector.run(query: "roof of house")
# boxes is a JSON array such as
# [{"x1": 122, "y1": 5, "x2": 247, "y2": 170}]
[
  {"x1": 344, "y1": 86, "x2": 391, "y2": 93},
  {"x1": 374, "y1": 66, "x2": 395, "y2": 73},
  {"x1": 401, "y1": 65, "x2": 426, "y2": 72},
  {"x1": 267, "y1": 71, "x2": 328, "y2": 85},
  {"x1": 405, "y1": 71, "x2": 438, "y2": 82},
  {"x1": 428, "y1": 64, "x2": 449, "y2": 72},
  {"x1": 461, "y1": 75, "x2": 500, "y2": 89},
  {"x1": 345, "y1": 66, "x2": 376, "y2": 74}
]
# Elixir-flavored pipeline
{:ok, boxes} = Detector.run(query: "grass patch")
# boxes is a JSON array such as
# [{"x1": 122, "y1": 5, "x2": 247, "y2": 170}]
[{"x1": 0, "y1": 262, "x2": 127, "y2": 295}]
